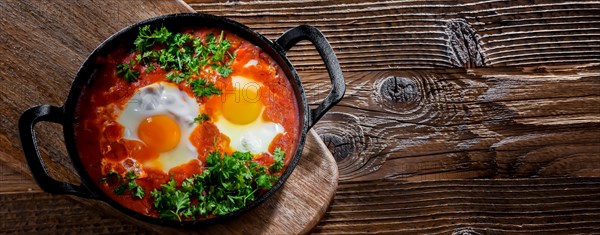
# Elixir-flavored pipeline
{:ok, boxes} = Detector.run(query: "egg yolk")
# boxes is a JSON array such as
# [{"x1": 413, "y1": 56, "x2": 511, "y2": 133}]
[
  {"x1": 138, "y1": 115, "x2": 181, "y2": 152},
  {"x1": 222, "y1": 88, "x2": 262, "y2": 125}
]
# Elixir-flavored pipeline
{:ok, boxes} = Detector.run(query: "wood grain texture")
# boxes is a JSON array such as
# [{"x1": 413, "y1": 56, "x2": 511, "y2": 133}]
[
  {"x1": 187, "y1": 1, "x2": 600, "y2": 232},
  {"x1": 2, "y1": 0, "x2": 600, "y2": 234},
  {"x1": 314, "y1": 178, "x2": 600, "y2": 234},
  {"x1": 0, "y1": 130, "x2": 338, "y2": 235},
  {"x1": 307, "y1": 65, "x2": 600, "y2": 181},
  {"x1": 1, "y1": 193, "x2": 152, "y2": 234},
  {"x1": 185, "y1": 0, "x2": 600, "y2": 71},
  {"x1": 0, "y1": 163, "x2": 40, "y2": 194},
  {"x1": 184, "y1": 0, "x2": 600, "y2": 182}
]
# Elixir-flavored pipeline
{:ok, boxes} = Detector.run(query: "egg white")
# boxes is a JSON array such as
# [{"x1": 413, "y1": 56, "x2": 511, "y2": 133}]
[
  {"x1": 117, "y1": 82, "x2": 200, "y2": 172},
  {"x1": 213, "y1": 76, "x2": 284, "y2": 154}
]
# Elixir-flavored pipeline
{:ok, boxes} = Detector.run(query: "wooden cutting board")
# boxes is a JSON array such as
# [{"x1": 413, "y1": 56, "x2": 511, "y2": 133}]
[{"x1": 0, "y1": 0, "x2": 338, "y2": 234}]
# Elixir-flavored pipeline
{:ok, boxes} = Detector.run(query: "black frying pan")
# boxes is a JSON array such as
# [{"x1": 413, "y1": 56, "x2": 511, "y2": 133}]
[{"x1": 19, "y1": 13, "x2": 344, "y2": 227}]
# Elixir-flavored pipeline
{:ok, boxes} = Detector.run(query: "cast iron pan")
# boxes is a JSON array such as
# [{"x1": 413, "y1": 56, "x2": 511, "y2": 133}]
[{"x1": 19, "y1": 13, "x2": 344, "y2": 227}]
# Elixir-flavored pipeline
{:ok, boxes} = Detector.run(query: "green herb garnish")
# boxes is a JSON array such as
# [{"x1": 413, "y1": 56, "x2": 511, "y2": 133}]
[
  {"x1": 270, "y1": 147, "x2": 285, "y2": 173},
  {"x1": 134, "y1": 25, "x2": 171, "y2": 52},
  {"x1": 150, "y1": 149, "x2": 283, "y2": 221},
  {"x1": 165, "y1": 71, "x2": 187, "y2": 83},
  {"x1": 190, "y1": 78, "x2": 223, "y2": 98},
  {"x1": 116, "y1": 59, "x2": 139, "y2": 82},
  {"x1": 101, "y1": 170, "x2": 120, "y2": 184},
  {"x1": 194, "y1": 113, "x2": 210, "y2": 123},
  {"x1": 110, "y1": 170, "x2": 144, "y2": 199},
  {"x1": 120, "y1": 26, "x2": 236, "y2": 99},
  {"x1": 151, "y1": 178, "x2": 192, "y2": 222}
]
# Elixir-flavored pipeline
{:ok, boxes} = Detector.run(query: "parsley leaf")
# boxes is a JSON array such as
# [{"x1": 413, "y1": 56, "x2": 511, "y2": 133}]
[
  {"x1": 170, "y1": 33, "x2": 190, "y2": 48},
  {"x1": 194, "y1": 113, "x2": 210, "y2": 123},
  {"x1": 190, "y1": 78, "x2": 222, "y2": 98},
  {"x1": 116, "y1": 60, "x2": 139, "y2": 82},
  {"x1": 127, "y1": 179, "x2": 138, "y2": 190},
  {"x1": 113, "y1": 183, "x2": 128, "y2": 195},
  {"x1": 134, "y1": 25, "x2": 171, "y2": 52},
  {"x1": 108, "y1": 170, "x2": 144, "y2": 199},
  {"x1": 270, "y1": 147, "x2": 285, "y2": 173},
  {"x1": 162, "y1": 177, "x2": 177, "y2": 193},
  {"x1": 181, "y1": 177, "x2": 194, "y2": 192},
  {"x1": 166, "y1": 71, "x2": 187, "y2": 83},
  {"x1": 133, "y1": 185, "x2": 145, "y2": 199},
  {"x1": 231, "y1": 151, "x2": 252, "y2": 161},
  {"x1": 211, "y1": 31, "x2": 230, "y2": 62},
  {"x1": 217, "y1": 66, "x2": 233, "y2": 77},
  {"x1": 144, "y1": 64, "x2": 155, "y2": 73},
  {"x1": 255, "y1": 175, "x2": 271, "y2": 189},
  {"x1": 125, "y1": 170, "x2": 137, "y2": 181},
  {"x1": 101, "y1": 170, "x2": 120, "y2": 184},
  {"x1": 170, "y1": 191, "x2": 191, "y2": 221},
  {"x1": 151, "y1": 177, "x2": 193, "y2": 222}
]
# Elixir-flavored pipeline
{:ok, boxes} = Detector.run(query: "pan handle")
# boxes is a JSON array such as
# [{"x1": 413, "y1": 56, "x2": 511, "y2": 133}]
[
  {"x1": 275, "y1": 25, "x2": 345, "y2": 128},
  {"x1": 19, "y1": 105, "x2": 97, "y2": 198}
]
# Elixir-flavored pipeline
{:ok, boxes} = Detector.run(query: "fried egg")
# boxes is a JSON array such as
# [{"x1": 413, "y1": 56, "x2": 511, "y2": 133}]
[
  {"x1": 117, "y1": 82, "x2": 200, "y2": 172},
  {"x1": 213, "y1": 76, "x2": 284, "y2": 154}
]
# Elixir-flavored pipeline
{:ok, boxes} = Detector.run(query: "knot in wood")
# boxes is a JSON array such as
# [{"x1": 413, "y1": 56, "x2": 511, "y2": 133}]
[
  {"x1": 313, "y1": 112, "x2": 388, "y2": 180},
  {"x1": 314, "y1": 113, "x2": 362, "y2": 162},
  {"x1": 321, "y1": 133, "x2": 354, "y2": 162},
  {"x1": 372, "y1": 75, "x2": 425, "y2": 115},
  {"x1": 445, "y1": 19, "x2": 486, "y2": 68},
  {"x1": 452, "y1": 228, "x2": 483, "y2": 235},
  {"x1": 379, "y1": 76, "x2": 418, "y2": 103}
]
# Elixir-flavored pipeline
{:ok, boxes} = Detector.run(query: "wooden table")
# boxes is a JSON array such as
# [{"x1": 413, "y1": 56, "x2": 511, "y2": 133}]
[{"x1": 1, "y1": 0, "x2": 600, "y2": 234}]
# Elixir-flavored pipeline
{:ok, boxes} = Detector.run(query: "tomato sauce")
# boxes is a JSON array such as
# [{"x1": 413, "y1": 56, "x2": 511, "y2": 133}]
[{"x1": 74, "y1": 28, "x2": 300, "y2": 217}]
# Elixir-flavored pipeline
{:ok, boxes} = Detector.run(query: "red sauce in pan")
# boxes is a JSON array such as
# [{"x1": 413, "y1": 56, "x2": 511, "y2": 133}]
[{"x1": 74, "y1": 28, "x2": 299, "y2": 217}]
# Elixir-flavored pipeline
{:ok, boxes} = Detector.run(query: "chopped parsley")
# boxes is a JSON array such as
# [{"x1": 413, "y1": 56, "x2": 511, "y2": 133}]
[
  {"x1": 134, "y1": 25, "x2": 171, "y2": 52},
  {"x1": 270, "y1": 147, "x2": 285, "y2": 173},
  {"x1": 101, "y1": 170, "x2": 120, "y2": 184},
  {"x1": 190, "y1": 78, "x2": 222, "y2": 98},
  {"x1": 118, "y1": 25, "x2": 236, "y2": 99},
  {"x1": 116, "y1": 60, "x2": 139, "y2": 82},
  {"x1": 194, "y1": 113, "x2": 210, "y2": 123},
  {"x1": 150, "y1": 149, "x2": 285, "y2": 221},
  {"x1": 108, "y1": 170, "x2": 145, "y2": 199},
  {"x1": 165, "y1": 71, "x2": 188, "y2": 83}
]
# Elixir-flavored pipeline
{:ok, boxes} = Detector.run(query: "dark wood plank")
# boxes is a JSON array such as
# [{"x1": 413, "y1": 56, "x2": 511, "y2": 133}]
[
  {"x1": 3, "y1": 0, "x2": 600, "y2": 233},
  {"x1": 184, "y1": 0, "x2": 600, "y2": 183},
  {"x1": 313, "y1": 177, "x2": 600, "y2": 234},
  {"x1": 0, "y1": 192, "x2": 154, "y2": 234},
  {"x1": 303, "y1": 65, "x2": 600, "y2": 181},
  {"x1": 0, "y1": 164, "x2": 40, "y2": 193},
  {"x1": 186, "y1": 0, "x2": 600, "y2": 71},
  {"x1": 184, "y1": 1, "x2": 599, "y2": 233}
]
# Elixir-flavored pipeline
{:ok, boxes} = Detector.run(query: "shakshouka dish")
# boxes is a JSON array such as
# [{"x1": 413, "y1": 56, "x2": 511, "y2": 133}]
[{"x1": 74, "y1": 25, "x2": 300, "y2": 221}]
